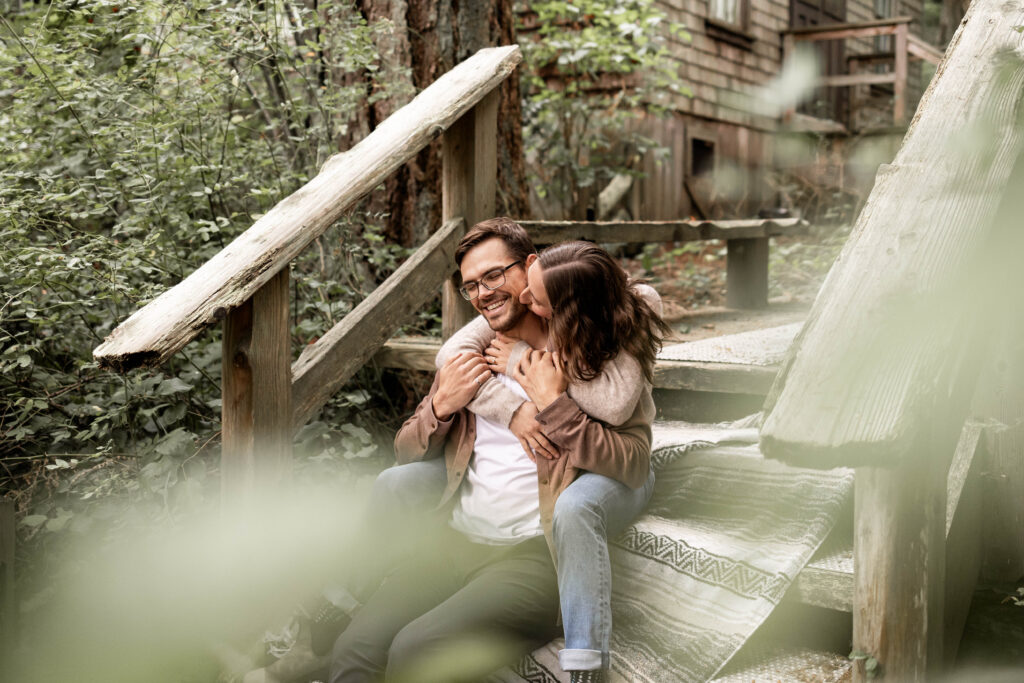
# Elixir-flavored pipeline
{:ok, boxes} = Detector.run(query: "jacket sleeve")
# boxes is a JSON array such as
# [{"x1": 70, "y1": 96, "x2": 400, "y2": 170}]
[
  {"x1": 435, "y1": 315, "x2": 529, "y2": 427},
  {"x1": 393, "y1": 374, "x2": 455, "y2": 464},
  {"x1": 534, "y1": 393, "x2": 652, "y2": 489}
]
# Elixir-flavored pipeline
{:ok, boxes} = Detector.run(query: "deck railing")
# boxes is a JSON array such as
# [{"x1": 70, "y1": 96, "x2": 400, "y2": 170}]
[
  {"x1": 93, "y1": 46, "x2": 523, "y2": 501},
  {"x1": 765, "y1": 1, "x2": 1023, "y2": 679},
  {"x1": 782, "y1": 16, "x2": 944, "y2": 127}
]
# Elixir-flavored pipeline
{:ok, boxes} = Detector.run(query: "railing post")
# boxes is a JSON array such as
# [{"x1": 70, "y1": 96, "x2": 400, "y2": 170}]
[
  {"x1": 221, "y1": 268, "x2": 292, "y2": 504},
  {"x1": 853, "y1": 445, "x2": 948, "y2": 681},
  {"x1": 441, "y1": 89, "x2": 500, "y2": 339},
  {"x1": 894, "y1": 23, "x2": 909, "y2": 126},
  {"x1": 726, "y1": 237, "x2": 769, "y2": 309}
]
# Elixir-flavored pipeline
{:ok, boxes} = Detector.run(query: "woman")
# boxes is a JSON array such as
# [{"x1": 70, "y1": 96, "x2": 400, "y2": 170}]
[{"x1": 443, "y1": 240, "x2": 669, "y2": 683}]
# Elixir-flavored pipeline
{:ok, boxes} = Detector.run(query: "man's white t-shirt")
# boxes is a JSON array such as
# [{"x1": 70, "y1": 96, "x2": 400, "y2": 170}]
[{"x1": 449, "y1": 373, "x2": 544, "y2": 545}]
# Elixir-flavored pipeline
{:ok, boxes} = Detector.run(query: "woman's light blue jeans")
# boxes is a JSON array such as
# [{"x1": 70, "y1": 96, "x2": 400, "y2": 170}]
[
  {"x1": 365, "y1": 460, "x2": 655, "y2": 673},
  {"x1": 554, "y1": 469, "x2": 655, "y2": 672}
]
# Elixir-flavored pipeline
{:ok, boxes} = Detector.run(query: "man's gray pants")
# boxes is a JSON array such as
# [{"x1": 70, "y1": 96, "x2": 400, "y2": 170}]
[{"x1": 329, "y1": 529, "x2": 559, "y2": 683}]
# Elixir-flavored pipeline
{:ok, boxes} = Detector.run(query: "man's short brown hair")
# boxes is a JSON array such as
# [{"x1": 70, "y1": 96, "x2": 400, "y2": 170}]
[{"x1": 454, "y1": 217, "x2": 536, "y2": 267}]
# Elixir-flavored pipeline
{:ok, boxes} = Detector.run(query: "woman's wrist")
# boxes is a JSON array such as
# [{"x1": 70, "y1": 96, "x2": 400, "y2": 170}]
[{"x1": 532, "y1": 388, "x2": 564, "y2": 412}]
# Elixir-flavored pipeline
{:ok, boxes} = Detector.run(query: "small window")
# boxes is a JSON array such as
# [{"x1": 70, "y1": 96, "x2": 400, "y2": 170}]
[
  {"x1": 691, "y1": 138, "x2": 715, "y2": 177},
  {"x1": 709, "y1": 0, "x2": 745, "y2": 28},
  {"x1": 705, "y1": 0, "x2": 753, "y2": 48}
]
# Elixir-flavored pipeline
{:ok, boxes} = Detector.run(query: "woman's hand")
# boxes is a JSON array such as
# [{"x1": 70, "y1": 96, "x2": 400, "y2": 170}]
[
  {"x1": 513, "y1": 349, "x2": 568, "y2": 411},
  {"x1": 483, "y1": 333, "x2": 516, "y2": 375},
  {"x1": 509, "y1": 401, "x2": 560, "y2": 461},
  {"x1": 431, "y1": 352, "x2": 491, "y2": 420}
]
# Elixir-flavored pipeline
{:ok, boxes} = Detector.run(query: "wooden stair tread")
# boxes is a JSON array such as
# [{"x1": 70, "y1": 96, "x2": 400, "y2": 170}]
[
  {"x1": 377, "y1": 322, "x2": 800, "y2": 395},
  {"x1": 711, "y1": 645, "x2": 853, "y2": 682},
  {"x1": 791, "y1": 531, "x2": 855, "y2": 612}
]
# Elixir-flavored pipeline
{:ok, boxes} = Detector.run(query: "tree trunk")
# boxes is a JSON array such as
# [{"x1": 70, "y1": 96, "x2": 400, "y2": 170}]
[{"x1": 350, "y1": 0, "x2": 527, "y2": 246}]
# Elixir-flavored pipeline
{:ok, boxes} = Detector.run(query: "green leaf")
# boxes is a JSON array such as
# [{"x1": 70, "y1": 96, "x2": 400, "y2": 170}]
[
  {"x1": 157, "y1": 377, "x2": 193, "y2": 395},
  {"x1": 22, "y1": 515, "x2": 48, "y2": 528}
]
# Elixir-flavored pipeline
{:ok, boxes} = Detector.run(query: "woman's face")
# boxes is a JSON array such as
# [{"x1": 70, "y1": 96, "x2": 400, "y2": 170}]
[{"x1": 520, "y1": 261, "x2": 553, "y2": 320}]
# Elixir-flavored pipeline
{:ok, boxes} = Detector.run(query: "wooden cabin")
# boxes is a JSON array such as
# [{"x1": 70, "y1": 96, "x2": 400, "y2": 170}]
[{"x1": 522, "y1": 0, "x2": 949, "y2": 219}]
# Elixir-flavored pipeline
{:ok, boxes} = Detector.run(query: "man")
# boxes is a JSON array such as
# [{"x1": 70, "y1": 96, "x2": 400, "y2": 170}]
[{"x1": 328, "y1": 218, "x2": 652, "y2": 683}]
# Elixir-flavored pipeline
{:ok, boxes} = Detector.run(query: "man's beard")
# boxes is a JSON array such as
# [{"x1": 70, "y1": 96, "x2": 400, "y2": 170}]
[{"x1": 479, "y1": 294, "x2": 528, "y2": 333}]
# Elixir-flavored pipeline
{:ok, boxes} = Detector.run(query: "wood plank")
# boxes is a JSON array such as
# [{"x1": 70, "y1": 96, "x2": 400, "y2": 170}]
[
  {"x1": 817, "y1": 72, "x2": 896, "y2": 88},
  {"x1": 785, "y1": 16, "x2": 912, "y2": 40},
  {"x1": 853, "y1": 446, "x2": 949, "y2": 681},
  {"x1": 792, "y1": 560, "x2": 853, "y2": 612},
  {"x1": 726, "y1": 237, "x2": 769, "y2": 309},
  {"x1": 907, "y1": 35, "x2": 945, "y2": 66},
  {"x1": 944, "y1": 420, "x2": 984, "y2": 665},
  {"x1": 93, "y1": 46, "x2": 521, "y2": 371},
  {"x1": 441, "y1": 89, "x2": 499, "y2": 340},
  {"x1": 518, "y1": 218, "x2": 806, "y2": 245},
  {"x1": 221, "y1": 269, "x2": 292, "y2": 503},
  {"x1": 372, "y1": 337, "x2": 780, "y2": 395},
  {"x1": 760, "y1": 0, "x2": 1024, "y2": 468},
  {"x1": 847, "y1": 52, "x2": 897, "y2": 66},
  {"x1": 893, "y1": 23, "x2": 909, "y2": 125},
  {"x1": 787, "y1": 421, "x2": 985, "y2": 616},
  {"x1": 291, "y1": 218, "x2": 465, "y2": 430},
  {"x1": 974, "y1": 308, "x2": 1024, "y2": 582}
]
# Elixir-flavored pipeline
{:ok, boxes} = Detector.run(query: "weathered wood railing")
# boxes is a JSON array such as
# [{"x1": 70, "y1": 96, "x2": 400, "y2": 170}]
[
  {"x1": 93, "y1": 46, "x2": 523, "y2": 501},
  {"x1": 782, "y1": 16, "x2": 944, "y2": 127},
  {"x1": 763, "y1": 1, "x2": 1024, "y2": 679}
]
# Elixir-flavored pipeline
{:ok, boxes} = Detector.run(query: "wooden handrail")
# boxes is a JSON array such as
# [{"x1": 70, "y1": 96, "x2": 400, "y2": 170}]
[
  {"x1": 765, "y1": 1, "x2": 1024, "y2": 677},
  {"x1": 783, "y1": 15, "x2": 913, "y2": 40},
  {"x1": 517, "y1": 218, "x2": 806, "y2": 245},
  {"x1": 781, "y1": 17, "x2": 943, "y2": 127},
  {"x1": 290, "y1": 217, "x2": 465, "y2": 430},
  {"x1": 92, "y1": 46, "x2": 521, "y2": 372}
]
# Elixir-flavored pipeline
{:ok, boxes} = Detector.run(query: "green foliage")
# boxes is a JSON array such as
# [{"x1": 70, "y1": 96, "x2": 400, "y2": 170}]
[
  {"x1": 849, "y1": 650, "x2": 880, "y2": 679},
  {"x1": 519, "y1": 0, "x2": 690, "y2": 217},
  {"x1": 0, "y1": 0, "x2": 414, "y2": 579}
]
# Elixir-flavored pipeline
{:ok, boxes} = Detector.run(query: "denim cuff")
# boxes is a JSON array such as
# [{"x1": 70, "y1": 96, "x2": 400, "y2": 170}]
[{"x1": 559, "y1": 647, "x2": 605, "y2": 671}]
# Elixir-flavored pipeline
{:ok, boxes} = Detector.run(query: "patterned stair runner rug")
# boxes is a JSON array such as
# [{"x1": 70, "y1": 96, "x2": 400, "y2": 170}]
[{"x1": 492, "y1": 418, "x2": 854, "y2": 683}]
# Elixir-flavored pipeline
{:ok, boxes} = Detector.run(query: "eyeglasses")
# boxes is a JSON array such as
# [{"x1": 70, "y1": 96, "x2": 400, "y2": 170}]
[{"x1": 458, "y1": 261, "x2": 522, "y2": 301}]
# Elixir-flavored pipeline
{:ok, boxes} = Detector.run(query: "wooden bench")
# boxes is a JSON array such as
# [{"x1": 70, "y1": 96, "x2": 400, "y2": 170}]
[{"x1": 519, "y1": 218, "x2": 808, "y2": 309}]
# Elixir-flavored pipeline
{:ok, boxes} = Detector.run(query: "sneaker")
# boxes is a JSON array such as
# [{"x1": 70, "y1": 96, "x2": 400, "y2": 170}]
[
  {"x1": 569, "y1": 670, "x2": 606, "y2": 683},
  {"x1": 308, "y1": 599, "x2": 351, "y2": 656}
]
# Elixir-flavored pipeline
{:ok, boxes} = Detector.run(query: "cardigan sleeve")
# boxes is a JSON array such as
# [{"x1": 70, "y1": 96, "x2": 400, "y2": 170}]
[{"x1": 435, "y1": 315, "x2": 528, "y2": 427}]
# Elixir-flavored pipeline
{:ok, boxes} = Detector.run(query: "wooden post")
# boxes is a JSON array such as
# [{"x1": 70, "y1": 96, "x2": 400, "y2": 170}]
[
  {"x1": 0, "y1": 501, "x2": 14, "y2": 665},
  {"x1": 893, "y1": 23, "x2": 909, "y2": 126},
  {"x1": 222, "y1": 268, "x2": 292, "y2": 504},
  {"x1": 781, "y1": 34, "x2": 796, "y2": 124},
  {"x1": 853, "y1": 445, "x2": 948, "y2": 682},
  {"x1": 441, "y1": 89, "x2": 500, "y2": 339},
  {"x1": 725, "y1": 237, "x2": 769, "y2": 309}
]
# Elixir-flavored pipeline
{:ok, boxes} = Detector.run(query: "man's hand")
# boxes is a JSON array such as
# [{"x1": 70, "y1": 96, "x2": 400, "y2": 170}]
[
  {"x1": 513, "y1": 349, "x2": 568, "y2": 411},
  {"x1": 483, "y1": 333, "x2": 516, "y2": 375},
  {"x1": 509, "y1": 401, "x2": 560, "y2": 462},
  {"x1": 431, "y1": 352, "x2": 491, "y2": 420}
]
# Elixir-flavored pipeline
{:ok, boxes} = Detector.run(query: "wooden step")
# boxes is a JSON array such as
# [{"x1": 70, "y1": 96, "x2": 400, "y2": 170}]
[
  {"x1": 375, "y1": 323, "x2": 800, "y2": 396},
  {"x1": 711, "y1": 646, "x2": 853, "y2": 682},
  {"x1": 786, "y1": 418, "x2": 984, "y2": 615}
]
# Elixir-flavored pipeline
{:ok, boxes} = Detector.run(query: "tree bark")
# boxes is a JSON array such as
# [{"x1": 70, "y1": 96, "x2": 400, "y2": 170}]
[{"x1": 352, "y1": 0, "x2": 527, "y2": 246}]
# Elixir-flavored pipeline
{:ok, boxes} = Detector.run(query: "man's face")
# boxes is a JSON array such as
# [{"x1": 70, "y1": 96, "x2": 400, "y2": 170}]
[{"x1": 459, "y1": 238, "x2": 532, "y2": 333}]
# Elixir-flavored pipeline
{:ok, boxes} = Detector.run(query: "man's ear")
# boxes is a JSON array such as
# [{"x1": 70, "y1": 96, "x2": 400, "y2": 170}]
[{"x1": 525, "y1": 253, "x2": 538, "y2": 267}]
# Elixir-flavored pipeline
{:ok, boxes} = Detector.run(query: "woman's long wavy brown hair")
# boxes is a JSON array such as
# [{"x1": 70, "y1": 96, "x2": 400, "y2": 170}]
[{"x1": 539, "y1": 241, "x2": 670, "y2": 384}]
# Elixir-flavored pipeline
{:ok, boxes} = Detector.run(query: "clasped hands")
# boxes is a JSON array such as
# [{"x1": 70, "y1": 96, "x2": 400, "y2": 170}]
[
  {"x1": 509, "y1": 349, "x2": 568, "y2": 462},
  {"x1": 432, "y1": 340, "x2": 569, "y2": 462}
]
